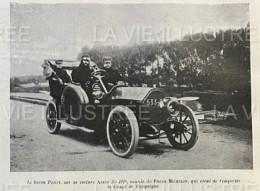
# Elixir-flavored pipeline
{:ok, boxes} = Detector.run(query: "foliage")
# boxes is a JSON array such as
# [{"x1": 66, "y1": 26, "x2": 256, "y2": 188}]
[{"x1": 78, "y1": 27, "x2": 250, "y2": 92}]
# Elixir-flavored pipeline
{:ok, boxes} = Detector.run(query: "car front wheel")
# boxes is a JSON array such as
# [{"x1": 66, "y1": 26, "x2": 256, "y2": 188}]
[
  {"x1": 106, "y1": 106, "x2": 139, "y2": 158},
  {"x1": 166, "y1": 104, "x2": 199, "y2": 150}
]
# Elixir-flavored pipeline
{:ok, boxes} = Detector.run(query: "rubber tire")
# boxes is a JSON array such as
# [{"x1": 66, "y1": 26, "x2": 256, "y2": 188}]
[
  {"x1": 166, "y1": 104, "x2": 199, "y2": 150},
  {"x1": 106, "y1": 106, "x2": 139, "y2": 158},
  {"x1": 45, "y1": 99, "x2": 61, "y2": 134}
]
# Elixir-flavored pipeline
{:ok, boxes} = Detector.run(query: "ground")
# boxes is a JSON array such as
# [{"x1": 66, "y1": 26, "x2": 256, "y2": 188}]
[{"x1": 10, "y1": 100, "x2": 252, "y2": 171}]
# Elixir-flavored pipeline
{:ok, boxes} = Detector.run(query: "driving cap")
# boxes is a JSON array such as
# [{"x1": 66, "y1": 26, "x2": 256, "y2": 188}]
[
  {"x1": 81, "y1": 54, "x2": 90, "y2": 59},
  {"x1": 102, "y1": 56, "x2": 112, "y2": 63},
  {"x1": 55, "y1": 59, "x2": 63, "y2": 65}
]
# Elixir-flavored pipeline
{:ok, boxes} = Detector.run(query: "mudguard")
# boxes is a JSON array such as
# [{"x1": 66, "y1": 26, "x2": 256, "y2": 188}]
[{"x1": 61, "y1": 84, "x2": 89, "y2": 125}]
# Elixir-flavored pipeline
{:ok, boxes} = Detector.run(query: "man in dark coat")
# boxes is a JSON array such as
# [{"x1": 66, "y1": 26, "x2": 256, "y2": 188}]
[
  {"x1": 71, "y1": 54, "x2": 95, "y2": 102},
  {"x1": 71, "y1": 55, "x2": 93, "y2": 88},
  {"x1": 53, "y1": 59, "x2": 72, "y2": 84},
  {"x1": 42, "y1": 59, "x2": 71, "y2": 117},
  {"x1": 42, "y1": 60, "x2": 71, "y2": 100},
  {"x1": 102, "y1": 56, "x2": 124, "y2": 86}
]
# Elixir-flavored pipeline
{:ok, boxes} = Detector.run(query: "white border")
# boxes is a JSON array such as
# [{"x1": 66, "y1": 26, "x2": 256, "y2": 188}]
[{"x1": 1, "y1": 0, "x2": 259, "y2": 191}]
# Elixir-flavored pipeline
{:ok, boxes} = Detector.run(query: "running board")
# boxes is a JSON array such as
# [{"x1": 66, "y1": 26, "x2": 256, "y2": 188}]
[
  {"x1": 57, "y1": 120, "x2": 95, "y2": 133},
  {"x1": 139, "y1": 136, "x2": 167, "y2": 141},
  {"x1": 139, "y1": 133, "x2": 167, "y2": 140}
]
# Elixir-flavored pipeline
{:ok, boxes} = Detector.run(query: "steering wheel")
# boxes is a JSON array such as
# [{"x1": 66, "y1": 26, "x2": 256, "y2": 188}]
[{"x1": 90, "y1": 69, "x2": 106, "y2": 79}]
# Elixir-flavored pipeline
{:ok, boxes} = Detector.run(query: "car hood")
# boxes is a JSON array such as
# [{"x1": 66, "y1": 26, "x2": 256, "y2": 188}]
[{"x1": 107, "y1": 86, "x2": 165, "y2": 102}]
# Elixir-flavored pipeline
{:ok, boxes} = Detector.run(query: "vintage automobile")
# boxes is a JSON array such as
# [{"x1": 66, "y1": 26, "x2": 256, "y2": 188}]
[{"x1": 44, "y1": 59, "x2": 199, "y2": 158}]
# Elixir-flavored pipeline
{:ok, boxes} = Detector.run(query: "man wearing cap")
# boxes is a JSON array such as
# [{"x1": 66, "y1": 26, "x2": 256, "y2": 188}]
[
  {"x1": 102, "y1": 56, "x2": 124, "y2": 86},
  {"x1": 53, "y1": 59, "x2": 72, "y2": 84},
  {"x1": 71, "y1": 54, "x2": 93, "y2": 88},
  {"x1": 42, "y1": 60, "x2": 71, "y2": 115}
]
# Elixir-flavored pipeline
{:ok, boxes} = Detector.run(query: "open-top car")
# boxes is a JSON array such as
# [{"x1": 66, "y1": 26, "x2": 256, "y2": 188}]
[{"x1": 44, "y1": 59, "x2": 199, "y2": 158}]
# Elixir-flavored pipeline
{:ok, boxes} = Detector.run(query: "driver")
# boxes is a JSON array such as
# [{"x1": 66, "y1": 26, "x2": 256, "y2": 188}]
[
  {"x1": 102, "y1": 56, "x2": 124, "y2": 86},
  {"x1": 71, "y1": 54, "x2": 94, "y2": 88},
  {"x1": 71, "y1": 54, "x2": 97, "y2": 103}
]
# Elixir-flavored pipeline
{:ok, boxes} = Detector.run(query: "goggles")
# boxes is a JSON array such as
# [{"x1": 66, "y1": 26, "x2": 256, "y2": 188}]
[{"x1": 82, "y1": 58, "x2": 90, "y2": 62}]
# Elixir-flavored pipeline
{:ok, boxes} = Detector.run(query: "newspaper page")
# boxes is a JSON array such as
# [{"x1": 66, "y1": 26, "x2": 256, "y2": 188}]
[{"x1": 0, "y1": 0, "x2": 259, "y2": 190}]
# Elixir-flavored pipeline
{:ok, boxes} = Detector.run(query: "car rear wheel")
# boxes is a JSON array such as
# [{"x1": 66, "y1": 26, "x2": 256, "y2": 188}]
[
  {"x1": 46, "y1": 99, "x2": 61, "y2": 134},
  {"x1": 107, "y1": 106, "x2": 139, "y2": 158},
  {"x1": 166, "y1": 104, "x2": 199, "y2": 150}
]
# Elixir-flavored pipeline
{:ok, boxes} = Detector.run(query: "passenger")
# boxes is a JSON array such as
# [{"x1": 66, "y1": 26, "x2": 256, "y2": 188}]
[
  {"x1": 102, "y1": 56, "x2": 124, "y2": 87},
  {"x1": 53, "y1": 59, "x2": 72, "y2": 84},
  {"x1": 42, "y1": 60, "x2": 71, "y2": 115}
]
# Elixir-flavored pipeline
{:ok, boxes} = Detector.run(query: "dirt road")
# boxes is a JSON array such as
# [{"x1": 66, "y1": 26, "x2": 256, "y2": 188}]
[{"x1": 10, "y1": 100, "x2": 252, "y2": 171}]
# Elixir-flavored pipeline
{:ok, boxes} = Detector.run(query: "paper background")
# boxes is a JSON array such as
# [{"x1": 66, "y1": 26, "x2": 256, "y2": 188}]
[{"x1": 1, "y1": 0, "x2": 259, "y2": 190}]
